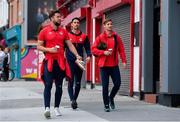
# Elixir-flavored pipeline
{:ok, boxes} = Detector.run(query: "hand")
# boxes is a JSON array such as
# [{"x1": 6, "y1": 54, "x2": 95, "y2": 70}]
[
  {"x1": 86, "y1": 56, "x2": 91, "y2": 63},
  {"x1": 104, "y1": 50, "x2": 112, "y2": 56},
  {"x1": 75, "y1": 59, "x2": 86, "y2": 70},
  {"x1": 122, "y1": 63, "x2": 127, "y2": 69},
  {"x1": 47, "y1": 47, "x2": 58, "y2": 53},
  {"x1": 76, "y1": 54, "x2": 82, "y2": 60}
]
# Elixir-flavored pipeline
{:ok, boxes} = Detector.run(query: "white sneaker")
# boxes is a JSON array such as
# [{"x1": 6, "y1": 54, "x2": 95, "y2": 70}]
[
  {"x1": 54, "y1": 107, "x2": 62, "y2": 116},
  {"x1": 44, "y1": 107, "x2": 51, "y2": 119}
]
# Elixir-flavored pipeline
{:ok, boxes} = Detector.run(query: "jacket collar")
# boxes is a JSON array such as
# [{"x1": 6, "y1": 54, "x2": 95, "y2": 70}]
[
  {"x1": 103, "y1": 31, "x2": 116, "y2": 38},
  {"x1": 70, "y1": 30, "x2": 82, "y2": 36}
]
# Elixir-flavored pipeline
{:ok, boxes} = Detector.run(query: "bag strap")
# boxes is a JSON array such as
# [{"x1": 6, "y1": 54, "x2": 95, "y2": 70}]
[
  {"x1": 97, "y1": 34, "x2": 107, "y2": 48},
  {"x1": 113, "y1": 34, "x2": 118, "y2": 60}
]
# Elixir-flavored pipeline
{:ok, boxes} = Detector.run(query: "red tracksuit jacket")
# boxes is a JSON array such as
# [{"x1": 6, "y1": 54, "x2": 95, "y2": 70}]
[{"x1": 91, "y1": 31, "x2": 126, "y2": 67}]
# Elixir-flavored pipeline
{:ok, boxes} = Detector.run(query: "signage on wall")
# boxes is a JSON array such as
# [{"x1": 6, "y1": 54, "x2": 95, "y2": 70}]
[
  {"x1": 21, "y1": 47, "x2": 38, "y2": 79},
  {"x1": 27, "y1": 0, "x2": 57, "y2": 41}
]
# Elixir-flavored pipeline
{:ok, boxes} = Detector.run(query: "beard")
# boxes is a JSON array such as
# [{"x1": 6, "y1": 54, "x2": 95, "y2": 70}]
[{"x1": 54, "y1": 22, "x2": 60, "y2": 27}]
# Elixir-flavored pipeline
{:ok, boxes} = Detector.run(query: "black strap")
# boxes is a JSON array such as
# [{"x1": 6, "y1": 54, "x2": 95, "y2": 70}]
[{"x1": 113, "y1": 35, "x2": 117, "y2": 60}]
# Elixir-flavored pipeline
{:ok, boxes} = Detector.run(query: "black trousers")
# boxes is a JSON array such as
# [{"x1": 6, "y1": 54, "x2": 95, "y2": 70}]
[
  {"x1": 67, "y1": 59, "x2": 83, "y2": 101},
  {"x1": 3, "y1": 65, "x2": 9, "y2": 81},
  {"x1": 43, "y1": 60, "x2": 65, "y2": 108},
  {"x1": 100, "y1": 66, "x2": 121, "y2": 106}
]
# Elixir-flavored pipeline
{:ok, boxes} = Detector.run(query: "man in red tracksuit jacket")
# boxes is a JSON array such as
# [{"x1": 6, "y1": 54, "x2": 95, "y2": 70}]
[
  {"x1": 91, "y1": 18, "x2": 127, "y2": 112},
  {"x1": 66, "y1": 17, "x2": 91, "y2": 109},
  {"x1": 37, "y1": 10, "x2": 81, "y2": 118}
]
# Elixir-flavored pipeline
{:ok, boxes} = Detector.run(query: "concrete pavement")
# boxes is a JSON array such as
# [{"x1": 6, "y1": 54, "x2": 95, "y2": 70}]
[{"x1": 0, "y1": 80, "x2": 180, "y2": 122}]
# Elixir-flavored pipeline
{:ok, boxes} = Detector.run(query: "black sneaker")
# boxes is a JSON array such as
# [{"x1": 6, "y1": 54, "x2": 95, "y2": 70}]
[
  {"x1": 109, "y1": 99, "x2": 115, "y2": 110},
  {"x1": 104, "y1": 105, "x2": 110, "y2": 112},
  {"x1": 71, "y1": 100, "x2": 78, "y2": 109}
]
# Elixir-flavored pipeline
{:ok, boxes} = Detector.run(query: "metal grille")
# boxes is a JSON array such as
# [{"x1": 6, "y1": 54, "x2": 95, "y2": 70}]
[
  {"x1": 106, "y1": 5, "x2": 131, "y2": 95},
  {"x1": 79, "y1": 19, "x2": 86, "y2": 33}
]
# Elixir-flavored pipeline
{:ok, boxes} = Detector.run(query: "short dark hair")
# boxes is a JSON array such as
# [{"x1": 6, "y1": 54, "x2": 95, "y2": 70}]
[
  {"x1": 49, "y1": 10, "x2": 61, "y2": 19},
  {"x1": 103, "y1": 18, "x2": 112, "y2": 25},
  {"x1": 71, "y1": 17, "x2": 80, "y2": 23}
]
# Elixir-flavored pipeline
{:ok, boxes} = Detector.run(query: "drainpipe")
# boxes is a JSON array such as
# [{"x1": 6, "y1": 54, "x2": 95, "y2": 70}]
[
  {"x1": 130, "y1": 0, "x2": 135, "y2": 97},
  {"x1": 139, "y1": 0, "x2": 143, "y2": 99},
  {"x1": 7, "y1": 0, "x2": 11, "y2": 28}
]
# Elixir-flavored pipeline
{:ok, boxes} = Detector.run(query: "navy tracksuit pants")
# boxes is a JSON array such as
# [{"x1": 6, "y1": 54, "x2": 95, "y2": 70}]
[
  {"x1": 100, "y1": 66, "x2": 121, "y2": 107},
  {"x1": 67, "y1": 59, "x2": 83, "y2": 101},
  {"x1": 43, "y1": 60, "x2": 65, "y2": 108}
]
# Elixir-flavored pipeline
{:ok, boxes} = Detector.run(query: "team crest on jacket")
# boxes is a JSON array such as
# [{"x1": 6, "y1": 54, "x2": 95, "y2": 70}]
[
  {"x1": 59, "y1": 32, "x2": 63, "y2": 35},
  {"x1": 79, "y1": 38, "x2": 83, "y2": 42}
]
